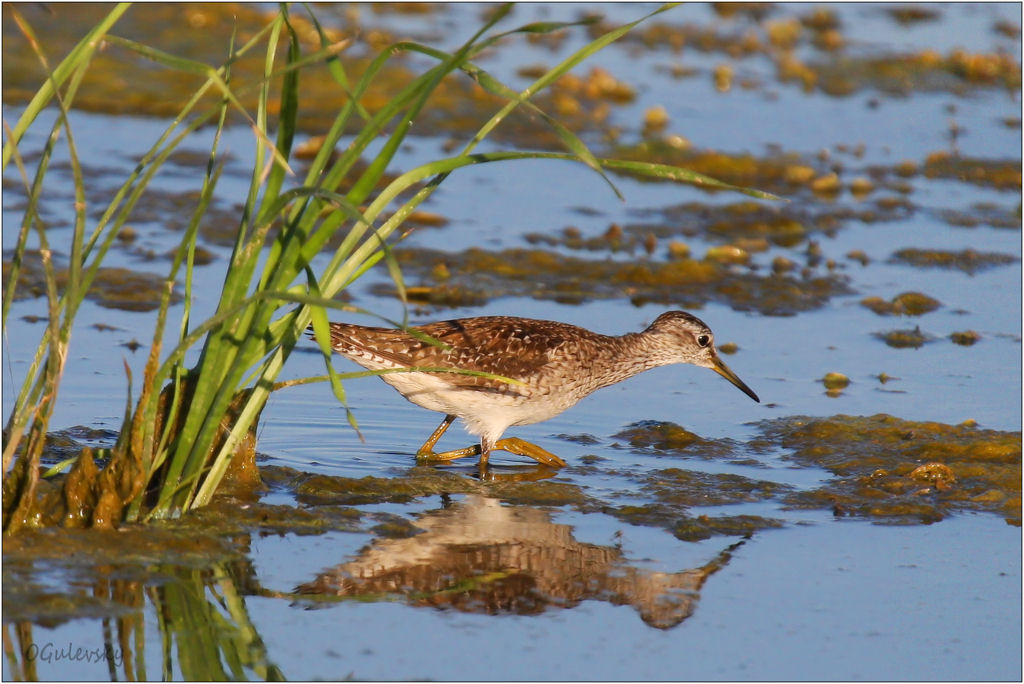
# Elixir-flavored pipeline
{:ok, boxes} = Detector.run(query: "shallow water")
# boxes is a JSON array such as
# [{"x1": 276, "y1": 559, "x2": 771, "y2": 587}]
[{"x1": 3, "y1": 3, "x2": 1021, "y2": 681}]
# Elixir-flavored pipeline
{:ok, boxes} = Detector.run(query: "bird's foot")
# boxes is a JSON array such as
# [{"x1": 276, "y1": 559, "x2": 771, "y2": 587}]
[
  {"x1": 493, "y1": 437, "x2": 567, "y2": 467},
  {"x1": 415, "y1": 444, "x2": 482, "y2": 462},
  {"x1": 416, "y1": 415, "x2": 480, "y2": 462}
]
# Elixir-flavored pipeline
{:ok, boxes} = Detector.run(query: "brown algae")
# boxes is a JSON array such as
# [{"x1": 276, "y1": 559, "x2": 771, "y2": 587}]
[
  {"x1": 4, "y1": 252, "x2": 181, "y2": 312},
  {"x1": 861, "y1": 291, "x2": 942, "y2": 316},
  {"x1": 950, "y1": 330, "x2": 982, "y2": 346},
  {"x1": 822, "y1": 372, "x2": 850, "y2": 391},
  {"x1": 891, "y1": 248, "x2": 1019, "y2": 274},
  {"x1": 923, "y1": 151, "x2": 1022, "y2": 190},
  {"x1": 757, "y1": 414, "x2": 1021, "y2": 524},
  {"x1": 375, "y1": 246, "x2": 851, "y2": 315},
  {"x1": 875, "y1": 327, "x2": 933, "y2": 349}
]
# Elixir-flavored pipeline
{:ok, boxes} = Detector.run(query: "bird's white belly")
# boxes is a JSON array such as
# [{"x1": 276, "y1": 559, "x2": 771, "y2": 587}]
[{"x1": 378, "y1": 371, "x2": 571, "y2": 440}]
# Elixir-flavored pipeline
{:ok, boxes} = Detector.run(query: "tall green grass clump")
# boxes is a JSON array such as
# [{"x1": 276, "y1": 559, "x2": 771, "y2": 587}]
[{"x1": 2, "y1": 3, "x2": 774, "y2": 532}]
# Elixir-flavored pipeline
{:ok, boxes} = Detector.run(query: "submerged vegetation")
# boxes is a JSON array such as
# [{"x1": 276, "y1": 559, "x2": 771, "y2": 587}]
[{"x1": 1, "y1": 3, "x2": 777, "y2": 532}]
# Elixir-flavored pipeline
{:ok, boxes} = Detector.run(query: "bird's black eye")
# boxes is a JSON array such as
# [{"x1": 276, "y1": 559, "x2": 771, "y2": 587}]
[{"x1": 697, "y1": 334, "x2": 711, "y2": 348}]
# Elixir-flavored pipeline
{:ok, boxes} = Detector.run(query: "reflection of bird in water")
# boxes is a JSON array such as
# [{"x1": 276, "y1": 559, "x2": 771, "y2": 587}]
[
  {"x1": 316, "y1": 311, "x2": 759, "y2": 467},
  {"x1": 295, "y1": 495, "x2": 746, "y2": 629}
]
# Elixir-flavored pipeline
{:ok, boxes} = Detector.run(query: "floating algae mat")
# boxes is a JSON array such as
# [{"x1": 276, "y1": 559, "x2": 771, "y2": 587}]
[
  {"x1": 14, "y1": 411, "x2": 1019, "y2": 542},
  {"x1": 581, "y1": 415, "x2": 1021, "y2": 530},
  {"x1": 755, "y1": 414, "x2": 1022, "y2": 525},
  {"x1": 373, "y1": 245, "x2": 851, "y2": 314},
  {"x1": 3, "y1": 250, "x2": 182, "y2": 313}
]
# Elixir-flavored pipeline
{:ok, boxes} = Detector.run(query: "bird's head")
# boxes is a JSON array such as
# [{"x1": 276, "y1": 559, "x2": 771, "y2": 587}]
[{"x1": 645, "y1": 311, "x2": 760, "y2": 403}]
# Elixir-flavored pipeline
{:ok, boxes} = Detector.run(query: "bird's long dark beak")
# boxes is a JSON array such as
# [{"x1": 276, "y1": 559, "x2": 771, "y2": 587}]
[{"x1": 711, "y1": 355, "x2": 760, "y2": 403}]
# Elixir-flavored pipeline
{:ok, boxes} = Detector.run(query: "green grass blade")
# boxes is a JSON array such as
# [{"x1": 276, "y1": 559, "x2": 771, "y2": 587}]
[{"x1": 599, "y1": 158, "x2": 784, "y2": 200}]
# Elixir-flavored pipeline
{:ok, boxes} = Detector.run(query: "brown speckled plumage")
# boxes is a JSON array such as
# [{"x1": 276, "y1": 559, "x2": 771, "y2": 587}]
[{"x1": 317, "y1": 311, "x2": 759, "y2": 467}]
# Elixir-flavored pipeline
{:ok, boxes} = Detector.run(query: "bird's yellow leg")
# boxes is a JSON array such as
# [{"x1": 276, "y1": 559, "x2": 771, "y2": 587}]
[
  {"x1": 415, "y1": 418, "x2": 566, "y2": 467},
  {"x1": 416, "y1": 415, "x2": 482, "y2": 462},
  {"x1": 416, "y1": 414, "x2": 455, "y2": 455},
  {"x1": 493, "y1": 437, "x2": 567, "y2": 468}
]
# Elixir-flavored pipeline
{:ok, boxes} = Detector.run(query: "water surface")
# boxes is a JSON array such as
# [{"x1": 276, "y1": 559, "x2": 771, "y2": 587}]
[{"x1": 2, "y1": 3, "x2": 1021, "y2": 681}]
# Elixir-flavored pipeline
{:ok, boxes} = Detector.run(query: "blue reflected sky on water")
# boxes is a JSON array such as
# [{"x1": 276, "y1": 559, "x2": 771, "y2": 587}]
[{"x1": 244, "y1": 514, "x2": 1018, "y2": 682}]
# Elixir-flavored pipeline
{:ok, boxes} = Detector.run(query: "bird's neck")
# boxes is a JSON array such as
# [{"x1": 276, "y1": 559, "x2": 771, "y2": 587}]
[
  {"x1": 582, "y1": 330, "x2": 672, "y2": 392},
  {"x1": 620, "y1": 329, "x2": 680, "y2": 370}
]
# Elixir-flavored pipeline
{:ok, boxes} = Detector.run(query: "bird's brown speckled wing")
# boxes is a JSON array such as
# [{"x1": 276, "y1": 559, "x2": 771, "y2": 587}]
[{"x1": 326, "y1": 316, "x2": 605, "y2": 389}]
